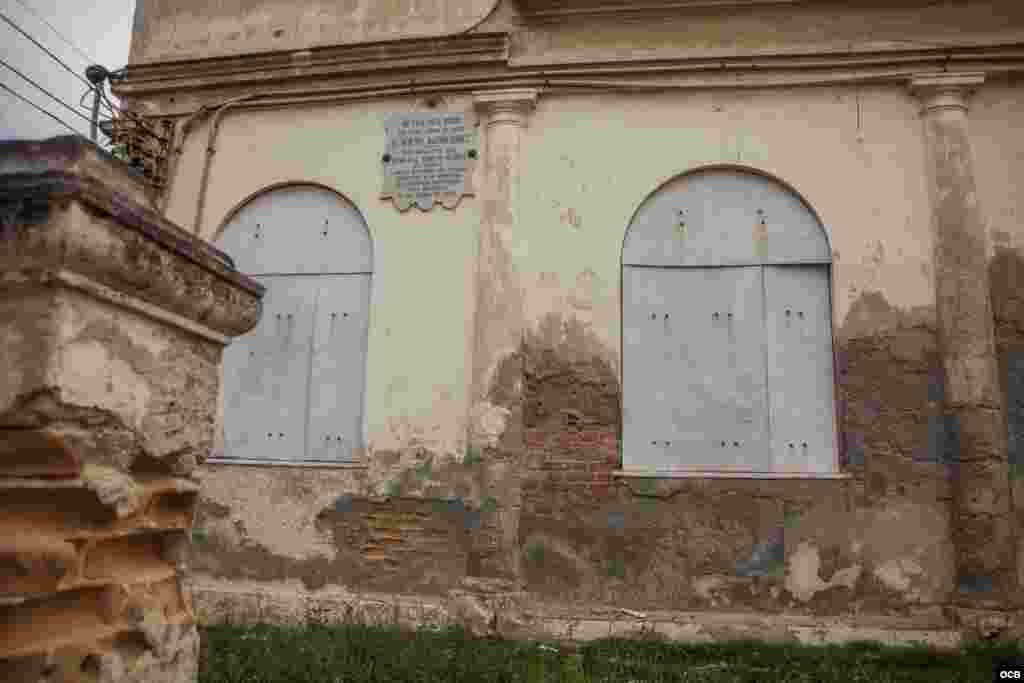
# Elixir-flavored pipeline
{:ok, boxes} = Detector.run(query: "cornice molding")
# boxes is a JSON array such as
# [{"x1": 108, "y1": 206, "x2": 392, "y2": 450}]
[
  {"x1": 515, "y1": 0, "x2": 803, "y2": 23},
  {"x1": 112, "y1": 32, "x2": 1024, "y2": 110},
  {"x1": 114, "y1": 32, "x2": 510, "y2": 97}
]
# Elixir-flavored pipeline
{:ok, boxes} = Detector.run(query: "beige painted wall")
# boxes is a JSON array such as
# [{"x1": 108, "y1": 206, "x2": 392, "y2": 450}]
[
  {"x1": 168, "y1": 81, "x2": 1024, "y2": 463},
  {"x1": 971, "y1": 80, "x2": 1024, "y2": 253},
  {"x1": 129, "y1": 0, "x2": 499, "y2": 64}
]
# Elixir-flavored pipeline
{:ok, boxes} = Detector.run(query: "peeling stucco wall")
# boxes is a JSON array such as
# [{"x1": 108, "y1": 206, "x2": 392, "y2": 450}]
[
  {"x1": 972, "y1": 81, "x2": 1024, "y2": 594},
  {"x1": 125, "y1": 3, "x2": 1024, "y2": 645}
]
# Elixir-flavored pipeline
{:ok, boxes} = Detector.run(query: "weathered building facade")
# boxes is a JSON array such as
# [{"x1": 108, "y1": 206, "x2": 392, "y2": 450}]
[{"x1": 110, "y1": 0, "x2": 1024, "y2": 645}]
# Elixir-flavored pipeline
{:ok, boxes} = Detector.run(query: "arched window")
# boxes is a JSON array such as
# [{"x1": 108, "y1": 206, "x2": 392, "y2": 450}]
[
  {"x1": 216, "y1": 185, "x2": 373, "y2": 463},
  {"x1": 621, "y1": 168, "x2": 836, "y2": 474}
]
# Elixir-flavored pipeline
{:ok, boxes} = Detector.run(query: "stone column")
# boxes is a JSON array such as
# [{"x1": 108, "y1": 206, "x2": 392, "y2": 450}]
[
  {"x1": 0, "y1": 136, "x2": 263, "y2": 681},
  {"x1": 910, "y1": 73, "x2": 1020, "y2": 612},
  {"x1": 467, "y1": 89, "x2": 537, "y2": 582}
]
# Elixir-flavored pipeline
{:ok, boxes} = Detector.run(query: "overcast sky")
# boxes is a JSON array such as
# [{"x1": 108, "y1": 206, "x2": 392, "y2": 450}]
[{"x1": 1, "y1": 0, "x2": 135, "y2": 143}]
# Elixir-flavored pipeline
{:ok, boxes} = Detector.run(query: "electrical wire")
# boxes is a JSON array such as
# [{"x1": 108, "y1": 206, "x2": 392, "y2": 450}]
[
  {"x1": 9, "y1": 0, "x2": 98, "y2": 67},
  {"x1": 97, "y1": 82, "x2": 166, "y2": 142},
  {"x1": 0, "y1": 58, "x2": 94, "y2": 124},
  {"x1": 0, "y1": 81, "x2": 81, "y2": 135},
  {"x1": 0, "y1": 12, "x2": 92, "y2": 90},
  {"x1": 0, "y1": 9, "x2": 117, "y2": 128}
]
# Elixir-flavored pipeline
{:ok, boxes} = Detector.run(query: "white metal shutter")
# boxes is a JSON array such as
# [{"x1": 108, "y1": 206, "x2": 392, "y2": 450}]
[
  {"x1": 218, "y1": 185, "x2": 372, "y2": 462},
  {"x1": 621, "y1": 169, "x2": 835, "y2": 473},
  {"x1": 668, "y1": 266, "x2": 769, "y2": 471},
  {"x1": 622, "y1": 266, "x2": 674, "y2": 467},
  {"x1": 307, "y1": 274, "x2": 373, "y2": 462},
  {"x1": 222, "y1": 275, "x2": 316, "y2": 461},
  {"x1": 763, "y1": 265, "x2": 837, "y2": 473},
  {"x1": 622, "y1": 266, "x2": 771, "y2": 471}
]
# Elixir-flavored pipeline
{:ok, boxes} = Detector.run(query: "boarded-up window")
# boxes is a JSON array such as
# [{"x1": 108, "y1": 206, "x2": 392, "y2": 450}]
[
  {"x1": 216, "y1": 186, "x2": 373, "y2": 462},
  {"x1": 622, "y1": 170, "x2": 836, "y2": 474}
]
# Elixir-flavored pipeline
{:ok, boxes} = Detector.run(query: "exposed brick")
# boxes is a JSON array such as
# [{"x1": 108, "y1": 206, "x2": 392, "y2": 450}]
[
  {"x1": 83, "y1": 533, "x2": 175, "y2": 584},
  {"x1": 0, "y1": 534, "x2": 78, "y2": 595},
  {"x1": 0, "y1": 428, "x2": 81, "y2": 479},
  {"x1": 525, "y1": 430, "x2": 548, "y2": 449}
]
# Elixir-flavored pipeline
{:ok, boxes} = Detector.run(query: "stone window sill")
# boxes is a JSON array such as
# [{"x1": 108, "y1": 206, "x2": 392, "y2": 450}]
[
  {"x1": 204, "y1": 458, "x2": 368, "y2": 469},
  {"x1": 614, "y1": 467, "x2": 851, "y2": 480}
]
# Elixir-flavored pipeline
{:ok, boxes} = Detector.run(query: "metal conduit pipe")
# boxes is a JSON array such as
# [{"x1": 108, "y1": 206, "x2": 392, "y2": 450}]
[
  {"x1": 159, "y1": 103, "x2": 219, "y2": 213},
  {"x1": 191, "y1": 95, "x2": 258, "y2": 237}
]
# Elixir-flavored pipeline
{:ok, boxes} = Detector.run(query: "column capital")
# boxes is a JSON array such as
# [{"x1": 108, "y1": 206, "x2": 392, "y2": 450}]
[
  {"x1": 473, "y1": 88, "x2": 539, "y2": 127},
  {"x1": 909, "y1": 72, "x2": 985, "y2": 115}
]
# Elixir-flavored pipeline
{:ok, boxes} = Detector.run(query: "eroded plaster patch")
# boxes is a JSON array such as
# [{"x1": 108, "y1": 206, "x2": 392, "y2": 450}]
[
  {"x1": 785, "y1": 542, "x2": 862, "y2": 602},
  {"x1": 470, "y1": 401, "x2": 511, "y2": 449},
  {"x1": 693, "y1": 576, "x2": 730, "y2": 606},
  {"x1": 199, "y1": 468, "x2": 344, "y2": 561},
  {"x1": 874, "y1": 558, "x2": 924, "y2": 593},
  {"x1": 54, "y1": 340, "x2": 152, "y2": 431}
]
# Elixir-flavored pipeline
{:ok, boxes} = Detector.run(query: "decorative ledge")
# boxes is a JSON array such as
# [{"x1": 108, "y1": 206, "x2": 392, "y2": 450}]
[
  {"x1": 516, "y1": 0, "x2": 805, "y2": 22},
  {"x1": 615, "y1": 467, "x2": 851, "y2": 480},
  {"x1": 114, "y1": 32, "x2": 510, "y2": 98},
  {"x1": 204, "y1": 458, "x2": 369, "y2": 469},
  {"x1": 0, "y1": 136, "x2": 263, "y2": 339}
]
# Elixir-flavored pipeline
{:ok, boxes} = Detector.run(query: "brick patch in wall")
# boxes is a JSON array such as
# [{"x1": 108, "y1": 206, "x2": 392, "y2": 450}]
[{"x1": 526, "y1": 429, "x2": 618, "y2": 456}]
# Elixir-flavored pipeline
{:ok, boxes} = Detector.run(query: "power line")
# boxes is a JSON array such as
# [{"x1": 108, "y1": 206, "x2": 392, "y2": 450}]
[
  {"x1": 9, "y1": 0, "x2": 98, "y2": 66},
  {"x1": 0, "y1": 12, "x2": 117, "y2": 119},
  {"x1": 0, "y1": 81, "x2": 81, "y2": 135},
  {"x1": 0, "y1": 11, "x2": 92, "y2": 90},
  {"x1": 0, "y1": 58, "x2": 94, "y2": 125}
]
